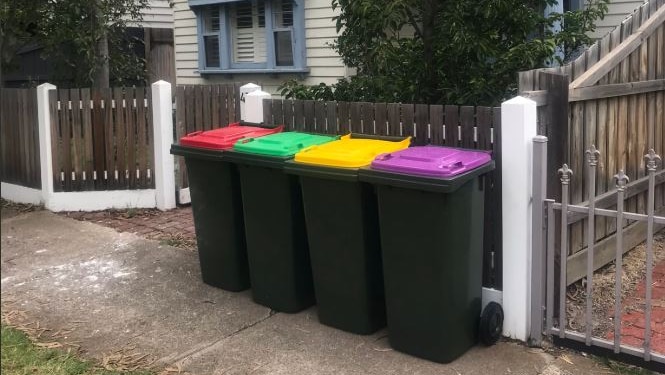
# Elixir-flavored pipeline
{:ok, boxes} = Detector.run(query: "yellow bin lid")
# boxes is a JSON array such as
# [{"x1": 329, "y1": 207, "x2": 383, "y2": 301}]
[{"x1": 293, "y1": 134, "x2": 411, "y2": 168}]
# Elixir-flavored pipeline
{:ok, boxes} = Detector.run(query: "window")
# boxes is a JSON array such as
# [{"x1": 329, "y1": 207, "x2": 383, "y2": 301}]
[
  {"x1": 563, "y1": 0, "x2": 583, "y2": 11},
  {"x1": 191, "y1": 0, "x2": 306, "y2": 73}
]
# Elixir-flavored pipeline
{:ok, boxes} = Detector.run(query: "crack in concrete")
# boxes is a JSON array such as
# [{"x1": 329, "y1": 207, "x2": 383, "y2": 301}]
[{"x1": 156, "y1": 309, "x2": 278, "y2": 366}]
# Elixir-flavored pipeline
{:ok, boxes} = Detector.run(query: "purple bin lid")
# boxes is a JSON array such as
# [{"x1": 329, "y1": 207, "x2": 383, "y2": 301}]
[{"x1": 370, "y1": 145, "x2": 492, "y2": 178}]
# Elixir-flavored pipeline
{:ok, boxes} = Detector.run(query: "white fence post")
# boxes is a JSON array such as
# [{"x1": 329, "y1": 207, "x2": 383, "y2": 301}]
[
  {"x1": 37, "y1": 83, "x2": 57, "y2": 207},
  {"x1": 151, "y1": 80, "x2": 176, "y2": 210},
  {"x1": 245, "y1": 90, "x2": 271, "y2": 124},
  {"x1": 239, "y1": 83, "x2": 261, "y2": 122},
  {"x1": 501, "y1": 96, "x2": 538, "y2": 341}
]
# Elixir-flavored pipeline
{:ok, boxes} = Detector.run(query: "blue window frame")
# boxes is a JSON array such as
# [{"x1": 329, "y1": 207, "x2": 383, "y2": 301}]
[{"x1": 190, "y1": 0, "x2": 307, "y2": 74}]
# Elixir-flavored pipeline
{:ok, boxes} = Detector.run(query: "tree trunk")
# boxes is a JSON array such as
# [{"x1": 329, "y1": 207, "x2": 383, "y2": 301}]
[
  {"x1": 421, "y1": 0, "x2": 438, "y2": 103},
  {"x1": 93, "y1": 34, "x2": 110, "y2": 88},
  {"x1": 92, "y1": 0, "x2": 110, "y2": 88}
]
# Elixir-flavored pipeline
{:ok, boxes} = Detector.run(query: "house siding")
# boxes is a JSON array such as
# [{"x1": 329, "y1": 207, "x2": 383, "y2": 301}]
[
  {"x1": 173, "y1": 0, "x2": 348, "y2": 94},
  {"x1": 129, "y1": 0, "x2": 174, "y2": 29},
  {"x1": 587, "y1": 0, "x2": 645, "y2": 39}
]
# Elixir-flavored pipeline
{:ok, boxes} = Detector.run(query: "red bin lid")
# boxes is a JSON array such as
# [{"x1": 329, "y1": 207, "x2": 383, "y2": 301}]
[{"x1": 179, "y1": 122, "x2": 284, "y2": 150}]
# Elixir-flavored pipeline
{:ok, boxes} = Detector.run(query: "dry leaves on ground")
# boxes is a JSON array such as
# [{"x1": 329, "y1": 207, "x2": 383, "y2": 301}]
[{"x1": 566, "y1": 231, "x2": 665, "y2": 336}]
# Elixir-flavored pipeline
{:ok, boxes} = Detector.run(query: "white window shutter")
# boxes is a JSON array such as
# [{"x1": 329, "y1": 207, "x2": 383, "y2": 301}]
[{"x1": 231, "y1": 1, "x2": 267, "y2": 64}]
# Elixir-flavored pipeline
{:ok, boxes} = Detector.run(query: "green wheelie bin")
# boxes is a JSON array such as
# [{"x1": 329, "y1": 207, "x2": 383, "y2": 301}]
[
  {"x1": 359, "y1": 145, "x2": 494, "y2": 363},
  {"x1": 224, "y1": 132, "x2": 338, "y2": 312},
  {"x1": 170, "y1": 123, "x2": 283, "y2": 291},
  {"x1": 285, "y1": 134, "x2": 411, "y2": 334}
]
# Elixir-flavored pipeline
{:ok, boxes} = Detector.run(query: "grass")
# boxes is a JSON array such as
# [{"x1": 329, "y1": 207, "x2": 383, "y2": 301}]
[
  {"x1": 1, "y1": 325, "x2": 153, "y2": 375},
  {"x1": 594, "y1": 356, "x2": 658, "y2": 375},
  {"x1": 159, "y1": 234, "x2": 196, "y2": 251}
]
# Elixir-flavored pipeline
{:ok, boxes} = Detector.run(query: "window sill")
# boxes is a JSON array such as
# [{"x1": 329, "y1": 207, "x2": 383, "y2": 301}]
[{"x1": 198, "y1": 68, "x2": 310, "y2": 75}]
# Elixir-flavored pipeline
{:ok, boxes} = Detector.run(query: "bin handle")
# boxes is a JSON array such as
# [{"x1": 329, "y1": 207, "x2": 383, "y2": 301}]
[
  {"x1": 298, "y1": 144, "x2": 318, "y2": 153},
  {"x1": 238, "y1": 137, "x2": 255, "y2": 144},
  {"x1": 375, "y1": 153, "x2": 392, "y2": 161},
  {"x1": 438, "y1": 161, "x2": 464, "y2": 171},
  {"x1": 185, "y1": 130, "x2": 203, "y2": 137}
]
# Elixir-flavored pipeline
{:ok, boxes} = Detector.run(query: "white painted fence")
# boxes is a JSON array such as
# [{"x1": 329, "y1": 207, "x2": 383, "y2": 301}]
[{"x1": 2, "y1": 81, "x2": 176, "y2": 212}]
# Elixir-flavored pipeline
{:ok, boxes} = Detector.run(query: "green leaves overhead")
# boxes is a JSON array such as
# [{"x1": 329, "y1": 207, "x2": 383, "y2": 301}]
[
  {"x1": 281, "y1": 0, "x2": 608, "y2": 105},
  {"x1": 1, "y1": 0, "x2": 149, "y2": 87}
]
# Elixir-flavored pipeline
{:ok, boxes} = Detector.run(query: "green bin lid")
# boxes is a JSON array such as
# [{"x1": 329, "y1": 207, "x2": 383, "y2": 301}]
[{"x1": 232, "y1": 131, "x2": 338, "y2": 157}]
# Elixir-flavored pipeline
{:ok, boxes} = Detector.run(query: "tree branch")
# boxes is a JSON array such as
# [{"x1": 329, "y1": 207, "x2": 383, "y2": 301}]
[{"x1": 404, "y1": 7, "x2": 423, "y2": 39}]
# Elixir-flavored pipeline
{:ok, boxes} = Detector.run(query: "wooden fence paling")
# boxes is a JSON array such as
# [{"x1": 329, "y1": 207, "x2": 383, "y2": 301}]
[
  {"x1": 401, "y1": 104, "x2": 413, "y2": 138},
  {"x1": 0, "y1": 88, "x2": 41, "y2": 189},
  {"x1": 60, "y1": 89, "x2": 73, "y2": 191},
  {"x1": 325, "y1": 101, "x2": 336, "y2": 134},
  {"x1": 145, "y1": 88, "x2": 155, "y2": 188},
  {"x1": 48, "y1": 90, "x2": 60, "y2": 192},
  {"x1": 415, "y1": 104, "x2": 428, "y2": 145},
  {"x1": 444, "y1": 105, "x2": 459, "y2": 147},
  {"x1": 386, "y1": 103, "x2": 399, "y2": 136},
  {"x1": 136, "y1": 88, "x2": 148, "y2": 188},
  {"x1": 80, "y1": 89, "x2": 93, "y2": 190},
  {"x1": 491, "y1": 106, "x2": 503, "y2": 289},
  {"x1": 429, "y1": 105, "x2": 443, "y2": 145},
  {"x1": 128, "y1": 89, "x2": 138, "y2": 189}
]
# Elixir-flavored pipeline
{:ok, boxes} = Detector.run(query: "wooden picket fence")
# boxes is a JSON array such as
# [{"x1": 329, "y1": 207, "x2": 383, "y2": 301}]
[
  {"x1": 48, "y1": 87, "x2": 155, "y2": 191},
  {"x1": 262, "y1": 100, "x2": 500, "y2": 148},
  {"x1": 0, "y1": 88, "x2": 41, "y2": 189},
  {"x1": 174, "y1": 84, "x2": 242, "y2": 135}
]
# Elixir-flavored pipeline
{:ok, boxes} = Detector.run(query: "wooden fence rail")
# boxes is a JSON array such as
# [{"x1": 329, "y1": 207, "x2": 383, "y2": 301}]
[
  {"x1": 0, "y1": 88, "x2": 41, "y2": 189},
  {"x1": 49, "y1": 87, "x2": 155, "y2": 192}
]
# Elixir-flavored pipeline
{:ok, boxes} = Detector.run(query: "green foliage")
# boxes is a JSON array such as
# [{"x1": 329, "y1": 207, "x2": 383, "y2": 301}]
[
  {"x1": 279, "y1": 0, "x2": 609, "y2": 105},
  {"x1": 0, "y1": 0, "x2": 148, "y2": 87},
  {"x1": 1, "y1": 325, "x2": 153, "y2": 375},
  {"x1": 0, "y1": 2, "x2": 41, "y2": 77}
]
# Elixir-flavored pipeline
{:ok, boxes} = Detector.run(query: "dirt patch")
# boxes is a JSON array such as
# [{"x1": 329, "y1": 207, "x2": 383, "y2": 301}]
[
  {"x1": 566, "y1": 230, "x2": 665, "y2": 337},
  {"x1": 1, "y1": 198, "x2": 42, "y2": 220}
]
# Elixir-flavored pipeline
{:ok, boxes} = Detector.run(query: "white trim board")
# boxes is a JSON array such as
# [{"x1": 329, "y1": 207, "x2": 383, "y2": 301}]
[
  {"x1": 45, "y1": 190, "x2": 157, "y2": 212},
  {"x1": 1, "y1": 182, "x2": 44, "y2": 205}
]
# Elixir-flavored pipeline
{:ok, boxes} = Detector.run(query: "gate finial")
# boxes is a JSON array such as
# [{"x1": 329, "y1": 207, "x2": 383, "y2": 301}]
[
  {"x1": 558, "y1": 164, "x2": 573, "y2": 185},
  {"x1": 586, "y1": 145, "x2": 601, "y2": 167},
  {"x1": 645, "y1": 149, "x2": 661, "y2": 172},
  {"x1": 614, "y1": 170, "x2": 629, "y2": 191}
]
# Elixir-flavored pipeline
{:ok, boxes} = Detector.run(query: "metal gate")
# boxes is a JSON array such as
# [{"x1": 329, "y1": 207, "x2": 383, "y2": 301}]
[{"x1": 531, "y1": 136, "x2": 665, "y2": 368}]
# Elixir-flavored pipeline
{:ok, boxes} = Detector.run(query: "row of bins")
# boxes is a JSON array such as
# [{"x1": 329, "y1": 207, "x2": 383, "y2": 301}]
[{"x1": 170, "y1": 123, "x2": 496, "y2": 363}]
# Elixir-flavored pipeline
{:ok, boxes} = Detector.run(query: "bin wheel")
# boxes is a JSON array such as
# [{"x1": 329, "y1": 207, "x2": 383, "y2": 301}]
[{"x1": 479, "y1": 301, "x2": 503, "y2": 346}]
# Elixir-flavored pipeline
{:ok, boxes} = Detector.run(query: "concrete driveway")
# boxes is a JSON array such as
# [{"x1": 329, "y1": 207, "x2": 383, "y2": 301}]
[{"x1": 1, "y1": 209, "x2": 617, "y2": 374}]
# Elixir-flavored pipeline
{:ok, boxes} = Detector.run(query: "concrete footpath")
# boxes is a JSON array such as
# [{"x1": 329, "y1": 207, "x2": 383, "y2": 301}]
[{"x1": 1, "y1": 209, "x2": 618, "y2": 375}]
